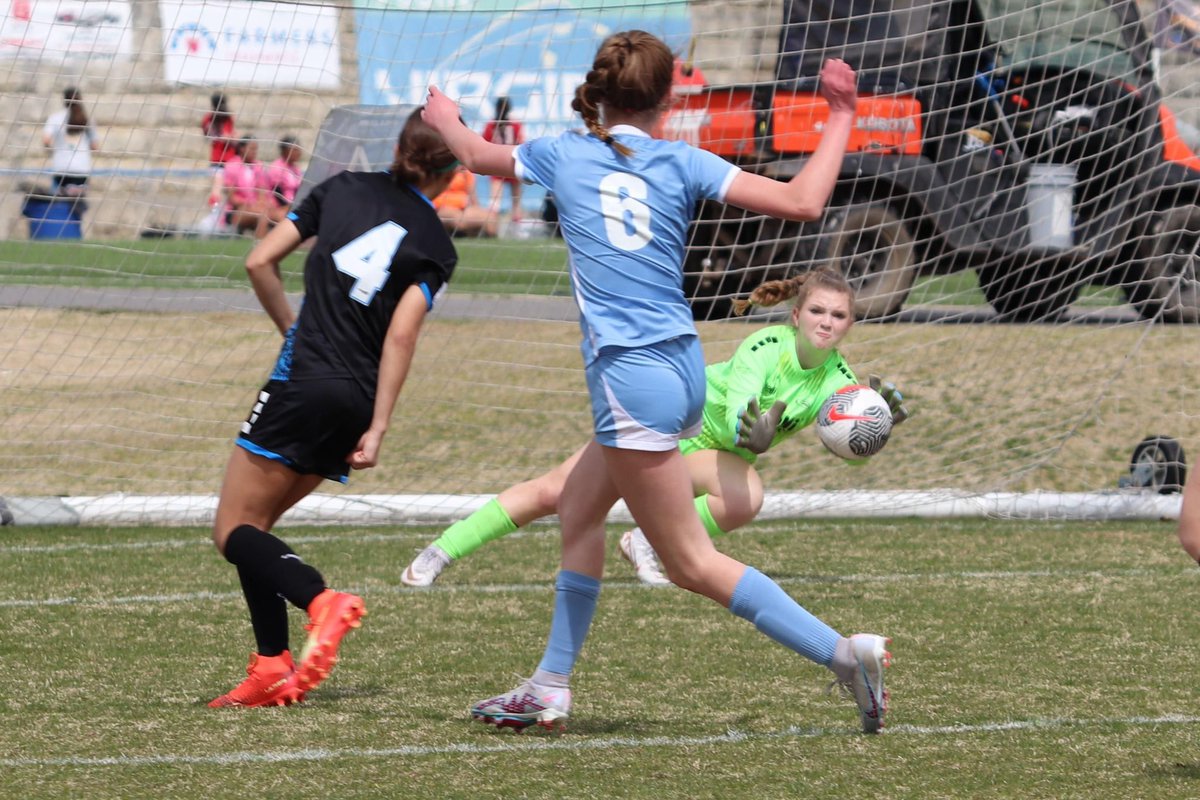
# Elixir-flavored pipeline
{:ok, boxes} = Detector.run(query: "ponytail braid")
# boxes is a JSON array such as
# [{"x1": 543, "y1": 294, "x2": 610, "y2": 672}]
[
  {"x1": 732, "y1": 275, "x2": 810, "y2": 315},
  {"x1": 572, "y1": 68, "x2": 633, "y2": 158},
  {"x1": 731, "y1": 267, "x2": 856, "y2": 316}
]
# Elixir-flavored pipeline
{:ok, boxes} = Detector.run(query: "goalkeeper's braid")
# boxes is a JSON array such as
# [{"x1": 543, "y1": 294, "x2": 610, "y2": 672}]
[{"x1": 732, "y1": 267, "x2": 855, "y2": 315}]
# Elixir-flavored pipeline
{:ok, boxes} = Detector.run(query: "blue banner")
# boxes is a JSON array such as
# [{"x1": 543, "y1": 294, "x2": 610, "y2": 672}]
[{"x1": 355, "y1": 2, "x2": 691, "y2": 138}]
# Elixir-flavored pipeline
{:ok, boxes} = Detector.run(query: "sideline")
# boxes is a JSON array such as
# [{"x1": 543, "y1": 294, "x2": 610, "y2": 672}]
[{"x1": 3, "y1": 714, "x2": 1197, "y2": 768}]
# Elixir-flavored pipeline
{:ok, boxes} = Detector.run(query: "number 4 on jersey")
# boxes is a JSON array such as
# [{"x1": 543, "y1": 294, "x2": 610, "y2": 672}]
[{"x1": 332, "y1": 221, "x2": 408, "y2": 305}]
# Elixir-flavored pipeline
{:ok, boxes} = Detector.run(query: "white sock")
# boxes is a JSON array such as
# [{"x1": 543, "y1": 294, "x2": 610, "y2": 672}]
[{"x1": 531, "y1": 667, "x2": 570, "y2": 689}]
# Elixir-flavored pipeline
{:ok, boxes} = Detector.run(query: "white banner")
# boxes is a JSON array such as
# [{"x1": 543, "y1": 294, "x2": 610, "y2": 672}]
[
  {"x1": 0, "y1": 0, "x2": 133, "y2": 61},
  {"x1": 158, "y1": 0, "x2": 340, "y2": 89}
]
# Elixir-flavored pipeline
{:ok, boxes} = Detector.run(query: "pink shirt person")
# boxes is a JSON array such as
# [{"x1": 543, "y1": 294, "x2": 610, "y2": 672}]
[
  {"x1": 223, "y1": 154, "x2": 261, "y2": 209},
  {"x1": 262, "y1": 157, "x2": 302, "y2": 207}
]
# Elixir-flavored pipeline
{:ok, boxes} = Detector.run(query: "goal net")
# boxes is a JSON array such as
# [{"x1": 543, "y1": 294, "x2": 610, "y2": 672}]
[{"x1": 1, "y1": 0, "x2": 1198, "y2": 524}]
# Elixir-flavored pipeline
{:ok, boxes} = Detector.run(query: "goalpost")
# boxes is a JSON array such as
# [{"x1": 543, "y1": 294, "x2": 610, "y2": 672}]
[{"x1": 0, "y1": 0, "x2": 1198, "y2": 526}]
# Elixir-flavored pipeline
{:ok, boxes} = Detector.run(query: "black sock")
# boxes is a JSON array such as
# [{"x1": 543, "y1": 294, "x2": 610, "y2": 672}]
[
  {"x1": 237, "y1": 564, "x2": 289, "y2": 657},
  {"x1": 224, "y1": 524, "x2": 326, "y2": 612}
]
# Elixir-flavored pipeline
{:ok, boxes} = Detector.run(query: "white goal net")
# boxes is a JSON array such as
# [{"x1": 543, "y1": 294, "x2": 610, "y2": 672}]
[{"x1": 1, "y1": 0, "x2": 1198, "y2": 524}]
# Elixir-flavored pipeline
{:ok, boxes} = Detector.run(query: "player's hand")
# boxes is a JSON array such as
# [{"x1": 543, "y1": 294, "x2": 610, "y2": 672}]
[
  {"x1": 347, "y1": 428, "x2": 385, "y2": 470},
  {"x1": 735, "y1": 398, "x2": 788, "y2": 454},
  {"x1": 422, "y1": 86, "x2": 460, "y2": 133},
  {"x1": 818, "y1": 58, "x2": 858, "y2": 115},
  {"x1": 869, "y1": 374, "x2": 909, "y2": 425}
]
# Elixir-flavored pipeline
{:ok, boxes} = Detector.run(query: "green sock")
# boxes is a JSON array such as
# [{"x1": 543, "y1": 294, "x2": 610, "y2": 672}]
[
  {"x1": 695, "y1": 494, "x2": 726, "y2": 539},
  {"x1": 432, "y1": 498, "x2": 519, "y2": 560}
]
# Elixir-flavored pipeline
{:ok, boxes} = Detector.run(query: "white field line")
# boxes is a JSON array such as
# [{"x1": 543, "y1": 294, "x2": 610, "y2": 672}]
[
  {"x1": 0, "y1": 566, "x2": 1193, "y2": 609},
  {"x1": 3, "y1": 715, "x2": 1198, "y2": 769}
]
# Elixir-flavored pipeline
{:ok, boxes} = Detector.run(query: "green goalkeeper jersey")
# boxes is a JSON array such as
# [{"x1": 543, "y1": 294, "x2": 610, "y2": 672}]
[{"x1": 680, "y1": 324, "x2": 857, "y2": 463}]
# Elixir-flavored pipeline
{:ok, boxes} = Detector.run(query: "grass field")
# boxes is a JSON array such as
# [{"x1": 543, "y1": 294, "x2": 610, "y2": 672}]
[
  {"x1": 0, "y1": 238, "x2": 572, "y2": 295},
  {"x1": 0, "y1": 237, "x2": 1129, "y2": 306},
  {"x1": 4, "y1": 517, "x2": 1200, "y2": 799}
]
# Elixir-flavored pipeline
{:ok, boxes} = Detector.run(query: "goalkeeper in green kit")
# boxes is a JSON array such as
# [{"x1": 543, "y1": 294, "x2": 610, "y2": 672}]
[{"x1": 403, "y1": 268, "x2": 910, "y2": 587}]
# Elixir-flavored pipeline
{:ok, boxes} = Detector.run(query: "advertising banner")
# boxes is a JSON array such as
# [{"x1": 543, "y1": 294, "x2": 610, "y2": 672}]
[
  {"x1": 0, "y1": 0, "x2": 133, "y2": 61},
  {"x1": 355, "y1": 0, "x2": 691, "y2": 138},
  {"x1": 159, "y1": 0, "x2": 341, "y2": 88}
]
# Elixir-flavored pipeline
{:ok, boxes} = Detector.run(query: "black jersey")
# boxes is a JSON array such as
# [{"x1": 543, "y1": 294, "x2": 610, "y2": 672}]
[{"x1": 276, "y1": 170, "x2": 457, "y2": 396}]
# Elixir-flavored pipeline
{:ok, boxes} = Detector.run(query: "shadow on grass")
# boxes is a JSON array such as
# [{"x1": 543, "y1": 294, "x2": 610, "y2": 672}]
[{"x1": 1147, "y1": 762, "x2": 1200, "y2": 780}]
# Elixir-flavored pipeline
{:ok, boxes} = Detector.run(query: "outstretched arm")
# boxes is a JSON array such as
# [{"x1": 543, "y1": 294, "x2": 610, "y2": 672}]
[
  {"x1": 423, "y1": 87, "x2": 518, "y2": 179},
  {"x1": 723, "y1": 58, "x2": 857, "y2": 221}
]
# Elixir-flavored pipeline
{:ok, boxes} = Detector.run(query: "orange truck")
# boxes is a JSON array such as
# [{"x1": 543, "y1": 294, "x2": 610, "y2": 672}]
[{"x1": 662, "y1": 0, "x2": 1200, "y2": 322}]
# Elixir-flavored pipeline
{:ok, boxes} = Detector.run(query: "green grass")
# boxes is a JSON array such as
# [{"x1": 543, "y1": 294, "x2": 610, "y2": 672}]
[
  {"x1": 0, "y1": 238, "x2": 571, "y2": 295},
  {"x1": 3, "y1": 518, "x2": 1199, "y2": 799},
  {"x1": 0, "y1": 239, "x2": 1127, "y2": 306}
]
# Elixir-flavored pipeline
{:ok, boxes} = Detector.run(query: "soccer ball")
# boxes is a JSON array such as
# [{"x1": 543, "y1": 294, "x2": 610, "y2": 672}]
[{"x1": 816, "y1": 385, "x2": 893, "y2": 460}]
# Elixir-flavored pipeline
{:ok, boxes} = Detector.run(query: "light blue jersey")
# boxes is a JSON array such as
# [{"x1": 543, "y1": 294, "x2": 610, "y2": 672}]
[{"x1": 515, "y1": 125, "x2": 739, "y2": 363}]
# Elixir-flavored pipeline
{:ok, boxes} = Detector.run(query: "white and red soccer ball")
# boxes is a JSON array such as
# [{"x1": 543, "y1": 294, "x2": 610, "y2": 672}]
[{"x1": 817, "y1": 385, "x2": 893, "y2": 460}]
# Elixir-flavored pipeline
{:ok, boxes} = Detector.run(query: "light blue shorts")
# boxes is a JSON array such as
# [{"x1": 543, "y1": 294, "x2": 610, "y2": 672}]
[{"x1": 585, "y1": 335, "x2": 705, "y2": 451}]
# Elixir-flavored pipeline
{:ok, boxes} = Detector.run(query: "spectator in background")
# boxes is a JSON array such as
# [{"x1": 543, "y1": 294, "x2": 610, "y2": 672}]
[
  {"x1": 255, "y1": 135, "x2": 305, "y2": 239},
  {"x1": 481, "y1": 96, "x2": 524, "y2": 223},
  {"x1": 202, "y1": 92, "x2": 238, "y2": 208},
  {"x1": 223, "y1": 135, "x2": 265, "y2": 235},
  {"x1": 42, "y1": 86, "x2": 99, "y2": 196},
  {"x1": 432, "y1": 164, "x2": 497, "y2": 237}
]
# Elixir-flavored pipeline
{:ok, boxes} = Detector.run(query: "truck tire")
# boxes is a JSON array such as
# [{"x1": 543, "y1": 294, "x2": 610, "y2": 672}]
[
  {"x1": 1125, "y1": 204, "x2": 1200, "y2": 323},
  {"x1": 1128, "y1": 435, "x2": 1187, "y2": 494},
  {"x1": 815, "y1": 203, "x2": 917, "y2": 320},
  {"x1": 976, "y1": 256, "x2": 1082, "y2": 321},
  {"x1": 684, "y1": 205, "x2": 802, "y2": 321}
]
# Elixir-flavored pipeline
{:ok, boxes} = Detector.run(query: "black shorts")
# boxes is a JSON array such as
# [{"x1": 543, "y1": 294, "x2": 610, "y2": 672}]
[{"x1": 235, "y1": 378, "x2": 372, "y2": 483}]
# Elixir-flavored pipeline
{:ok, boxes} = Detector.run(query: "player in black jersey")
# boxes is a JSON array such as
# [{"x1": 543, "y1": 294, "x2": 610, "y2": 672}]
[{"x1": 208, "y1": 108, "x2": 459, "y2": 708}]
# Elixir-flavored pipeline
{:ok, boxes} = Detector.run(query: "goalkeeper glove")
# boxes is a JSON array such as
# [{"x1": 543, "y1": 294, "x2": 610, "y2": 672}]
[
  {"x1": 735, "y1": 398, "x2": 788, "y2": 454},
  {"x1": 869, "y1": 374, "x2": 909, "y2": 425}
]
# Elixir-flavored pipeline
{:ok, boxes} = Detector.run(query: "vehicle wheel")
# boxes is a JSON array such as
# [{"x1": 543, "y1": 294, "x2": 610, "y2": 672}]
[
  {"x1": 1124, "y1": 205, "x2": 1200, "y2": 323},
  {"x1": 815, "y1": 203, "x2": 917, "y2": 320},
  {"x1": 684, "y1": 207, "x2": 796, "y2": 321},
  {"x1": 976, "y1": 256, "x2": 1082, "y2": 321},
  {"x1": 1128, "y1": 435, "x2": 1187, "y2": 494}
]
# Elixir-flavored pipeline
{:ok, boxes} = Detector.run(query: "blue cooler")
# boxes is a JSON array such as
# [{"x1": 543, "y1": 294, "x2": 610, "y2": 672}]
[{"x1": 22, "y1": 194, "x2": 83, "y2": 240}]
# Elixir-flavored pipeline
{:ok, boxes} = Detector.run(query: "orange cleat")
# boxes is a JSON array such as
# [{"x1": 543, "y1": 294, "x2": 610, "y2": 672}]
[
  {"x1": 208, "y1": 651, "x2": 303, "y2": 708},
  {"x1": 294, "y1": 589, "x2": 367, "y2": 693}
]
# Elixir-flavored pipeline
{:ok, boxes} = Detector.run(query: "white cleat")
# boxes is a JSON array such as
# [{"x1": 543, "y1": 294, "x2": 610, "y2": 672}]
[
  {"x1": 618, "y1": 528, "x2": 672, "y2": 587},
  {"x1": 470, "y1": 680, "x2": 572, "y2": 732},
  {"x1": 840, "y1": 633, "x2": 891, "y2": 733},
  {"x1": 401, "y1": 544, "x2": 452, "y2": 587}
]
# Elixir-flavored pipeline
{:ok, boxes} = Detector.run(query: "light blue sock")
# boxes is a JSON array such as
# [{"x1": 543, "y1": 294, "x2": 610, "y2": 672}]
[
  {"x1": 536, "y1": 570, "x2": 601, "y2": 677},
  {"x1": 729, "y1": 566, "x2": 841, "y2": 666}
]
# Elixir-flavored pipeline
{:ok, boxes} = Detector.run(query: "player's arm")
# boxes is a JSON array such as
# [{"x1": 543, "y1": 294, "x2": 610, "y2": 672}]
[
  {"x1": 721, "y1": 335, "x2": 784, "y2": 454},
  {"x1": 347, "y1": 283, "x2": 429, "y2": 470},
  {"x1": 423, "y1": 86, "x2": 517, "y2": 179},
  {"x1": 244, "y1": 219, "x2": 301, "y2": 335},
  {"x1": 723, "y1": 59, "x2": 855, "y2": 221}
]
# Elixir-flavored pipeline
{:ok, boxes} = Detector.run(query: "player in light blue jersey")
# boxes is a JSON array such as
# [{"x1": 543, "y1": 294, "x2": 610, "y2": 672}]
[{"x1": 424, "y1": 30, "x2": 891, "y2": 734}]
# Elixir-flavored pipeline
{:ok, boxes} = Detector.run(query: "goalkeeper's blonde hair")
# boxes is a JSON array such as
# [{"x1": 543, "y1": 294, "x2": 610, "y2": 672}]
[{"x1": 731, "y1": 268, "x2": 855, "y2": 316}]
